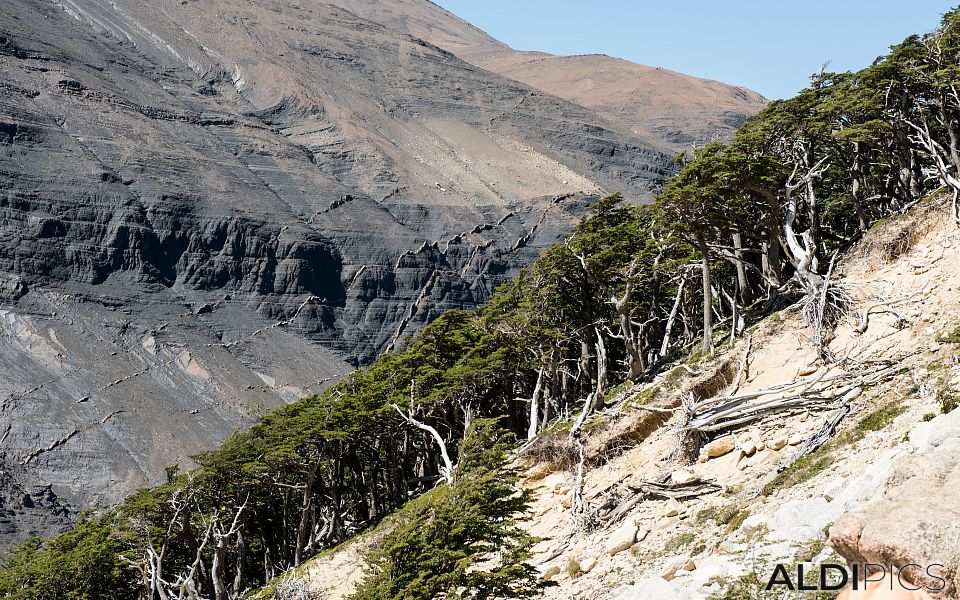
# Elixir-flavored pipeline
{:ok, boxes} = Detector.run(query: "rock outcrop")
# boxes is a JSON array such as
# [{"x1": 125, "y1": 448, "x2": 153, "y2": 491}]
[{"x1": 830, "y1": 410, "x2": 960, "y2": 597}]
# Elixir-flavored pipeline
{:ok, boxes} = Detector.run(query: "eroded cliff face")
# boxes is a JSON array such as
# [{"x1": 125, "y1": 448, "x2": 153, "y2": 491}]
[{"x1": 0, "y1": 0, "x2": 730, "y2": 546}]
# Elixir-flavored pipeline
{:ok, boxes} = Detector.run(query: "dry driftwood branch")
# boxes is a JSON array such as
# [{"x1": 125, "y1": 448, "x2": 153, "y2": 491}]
[
  {"x1": 778, "y1": 404, "x2": 853, "y2": 472},
  {"x1": 854, "y1": 288, "x2": 926, "y2": 334},
  {"x1": 590, "y1": 477, "x2": 722, "y2": 526},
  {"x1": 684, "y1": 360, "x2": 898, "y2": 435},
  {"x1": 625, "y1": 478, "x2": 723, "y2": 500}
]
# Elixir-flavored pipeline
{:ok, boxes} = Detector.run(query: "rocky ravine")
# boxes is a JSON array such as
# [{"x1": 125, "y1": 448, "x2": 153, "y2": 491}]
[
  {"x1": 0, "y1": 0, "x2": 765, "y2": 546},
  {"x1": 295, "y1": 200, "x2": 960, "y2": 598}
]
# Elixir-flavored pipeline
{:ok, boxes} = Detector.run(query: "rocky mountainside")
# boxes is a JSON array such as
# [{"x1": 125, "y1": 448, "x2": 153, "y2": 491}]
[
  {"x1": 294, "y1": 195, "x2": 960, "y2": 599},
  {"x1": 0, "y1": 0, "x2": 762, "y2": 546},
  {"x1": 327, "y1": 0, "x2": 768, "y2": 151}
]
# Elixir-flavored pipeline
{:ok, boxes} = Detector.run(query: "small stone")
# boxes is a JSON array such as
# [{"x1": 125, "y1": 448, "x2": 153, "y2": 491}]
[
  {"x1": 541, "y1": 565, "x2": 561, "y2": 581},
  {"x1": 579, "y1": 556, "x2": 598, "y2": 574},
  {"x1": 661, "y1": 557, "x2": 696, "y2": 581},
  {"x1": 606, "y1": 520, "x2": 639, "y2": 555},
  {"x1": 671, "y1": 468, "x2": 697, "y2": 485},
  {"x1": 664, "y1": 498, "x2": 683, "y2": 517},
  {"x1": 769, "y1": 437, "x2": 788, "y2": 451},
  {"x1": 702, "y1": 436, "x2": 736, "y2": 458},
  {"x1": 739, "y1": 441, "x2": 757, "y2": 458},
  {"x1": 788, "y1": 434, "x2": 804, "y2": 446},
  {"x1": 657, "y1": 516, "x2": 681, "y2": 529}
]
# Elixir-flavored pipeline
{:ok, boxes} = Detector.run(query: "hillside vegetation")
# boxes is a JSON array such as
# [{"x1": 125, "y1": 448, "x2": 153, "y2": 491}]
[{"x1": 3, "y1": 8, "x2": 960, "y2": 600}]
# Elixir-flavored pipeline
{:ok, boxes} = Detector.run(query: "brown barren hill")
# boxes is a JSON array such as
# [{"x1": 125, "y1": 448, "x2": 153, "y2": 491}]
[{"x1": 328, "y1": 0, "x2": 768, "y2": 151}]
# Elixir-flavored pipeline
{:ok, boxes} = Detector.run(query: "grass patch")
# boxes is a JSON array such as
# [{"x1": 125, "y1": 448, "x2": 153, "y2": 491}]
[
  {"x1": 795, "y1": 537, "x2": 827, "y2": 563},
  {"x1": 565, "y1": 556, "x2": 581, "y2": 578},
  {"x1": 857, "y1": 401, "x2": 906, "y2": 432},
  {"x1": 939, "y1": 388, "x2": 960, "y2": 413},
  {"x1": 664, "y1": 532, "x2": 696, "y2": 553},
  {"x1": 764, "y1": 401, "x2": 905, "y2": 495},
  {"x1": 937, "y1": 325, "x2": 960, "y2": 344},
  {"x1": 696, "y1": 503, "x2": 742, "y2": 526},
  {"x1": 726, "y1": 509, "x2": 751, "y2": 532}
]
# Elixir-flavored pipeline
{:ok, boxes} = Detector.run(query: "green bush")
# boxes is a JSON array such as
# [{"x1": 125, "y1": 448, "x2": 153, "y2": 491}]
[
  {"x1": 349, "y1": 419, "x2": 544, "y2": 600},
  {"x1": 936, "y1": 326, "x2": 960, "y2": 343},
  {"x1": 0, "y1": 514, "x2": 134, "y2": 600}
]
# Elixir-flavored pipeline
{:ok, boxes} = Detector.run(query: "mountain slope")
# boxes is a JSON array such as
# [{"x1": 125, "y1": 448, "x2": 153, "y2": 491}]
[
  {"x1": 326, "y1": 0, "x2": 768, "y2": 151},
  {"x1": 0, "y1": 0, "x2": 680, "y2": 546},
  {"x1": 293, "y1": 195, "x2": 960, "y2": 599}
]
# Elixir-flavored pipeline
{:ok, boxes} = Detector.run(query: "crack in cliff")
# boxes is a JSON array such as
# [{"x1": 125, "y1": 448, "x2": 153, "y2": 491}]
[
  {"x1": 384, "y1": 268, "x2": 438, "y2": 354},
  {"x1": 20, "y1": 409, "x2": 124, "y2": 466}
]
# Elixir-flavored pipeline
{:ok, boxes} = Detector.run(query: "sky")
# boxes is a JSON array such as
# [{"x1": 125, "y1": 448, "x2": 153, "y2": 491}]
[{"x1": 434, "y1": 1, "x2": 958, "y2": 100}]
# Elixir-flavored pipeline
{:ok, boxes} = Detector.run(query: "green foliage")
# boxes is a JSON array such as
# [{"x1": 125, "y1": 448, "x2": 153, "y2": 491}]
[
  {"x1": 663, "y1": 532, "x2": 697, "y2": 553},
  {"x1": 0, "y1": 514, "x2": 133, "y2": 600},
  {"x1": 939, "y1": 388, "x2": 960, "y2": 414},
  {"x1": 349, "y1": 419, "x2": 543, "y2": 600},
  {"x1": 937, "y1": 325, "x2": 960, "y2": 343}
]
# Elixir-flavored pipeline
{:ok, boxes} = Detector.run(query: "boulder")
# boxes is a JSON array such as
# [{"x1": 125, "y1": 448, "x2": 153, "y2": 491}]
[
  {"x1": 609, "y1": 578, "x2": 681, "y2": 600},
  {"x1": 830, "y1": 447, "x2": 960, "y2": 597},
  {"x1": 607, "y1": 520, "x2": 640, "y2": 556},
  {"x1": 540, "y1": 565, "x2": 561, "y2": 581},
  {"x1": 702, "y1": 436, "x2": 736, "y2": 459},
  {"x1": 578, "y1": 556, "x2": 598, "y2": 574},
  {"x1": 661, "y1": 557, "x2": 696, "y2": 581},
  {"x1": 663, "y1": 498, "x2": 683, "y2": 517}
]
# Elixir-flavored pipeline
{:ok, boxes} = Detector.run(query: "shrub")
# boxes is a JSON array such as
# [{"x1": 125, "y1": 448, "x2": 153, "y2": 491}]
[{"x1": 349, "y1": 419, "x2": 544, "y2": 599}]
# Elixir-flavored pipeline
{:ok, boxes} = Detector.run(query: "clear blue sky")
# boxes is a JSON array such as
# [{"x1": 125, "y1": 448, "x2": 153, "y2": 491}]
[{"x1": 435, "y1": 1, "x2": 958, "y2": 99}]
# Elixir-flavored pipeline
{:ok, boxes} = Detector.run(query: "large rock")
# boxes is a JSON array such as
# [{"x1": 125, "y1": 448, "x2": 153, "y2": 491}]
[
  {"x1": 607, "y1": 577, "x2": 682, "y2": 600},
  {"x1": 830, "y1": 449, "x2": 960, "y2": 597},
  {"x1": 701, "y1": 436, "x2": 736, "y2": 461},
  {"x1": 830, "y1": 410, "x2": 960, "y2": 597}
]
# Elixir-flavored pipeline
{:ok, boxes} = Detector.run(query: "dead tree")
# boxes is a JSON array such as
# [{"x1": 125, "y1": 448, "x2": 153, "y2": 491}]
[{"x1": 392, "y1": 381, "x2": 454, "y2": 484}]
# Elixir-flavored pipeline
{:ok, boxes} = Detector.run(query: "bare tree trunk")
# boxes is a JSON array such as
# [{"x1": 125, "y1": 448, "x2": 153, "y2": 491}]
[
  {"x1": 731, "y1": 232, "x2": 752, "y2": 305},
  {"x1": 393, "y1": 386, "x2": 454, "y2": 484},
  {"x1": 851, "y1": 142, "x2": 869, "y2": 233},
  {"x1": 592, "y1": 326, "x2": 609, "y2": 409},
  {"x1": 659, "y1": 268, "x2": 689, "y2": 358},
  {"x1": 526, "y1": 365, "x2": 545, "y2": 441},
  {"x1": 294, "y1": 467, "x2": 318, "y2": 565},
  {"x1": 696, "y1": 233, "x2": 714, "y2": 354},
  {"x1": 611, "y1": 258, "x2": 644, "y2": 379}
]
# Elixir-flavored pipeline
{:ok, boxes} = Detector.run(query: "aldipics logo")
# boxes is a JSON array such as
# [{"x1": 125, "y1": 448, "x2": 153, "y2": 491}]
[{"x1": 764, "y1": 563, "x2": 947, "y2": 593}]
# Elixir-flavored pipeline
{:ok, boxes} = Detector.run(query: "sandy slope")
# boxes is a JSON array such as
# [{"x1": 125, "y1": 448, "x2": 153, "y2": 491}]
[{"x1": 293, "y1": 197, "x2": 960, "y2": 599}]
